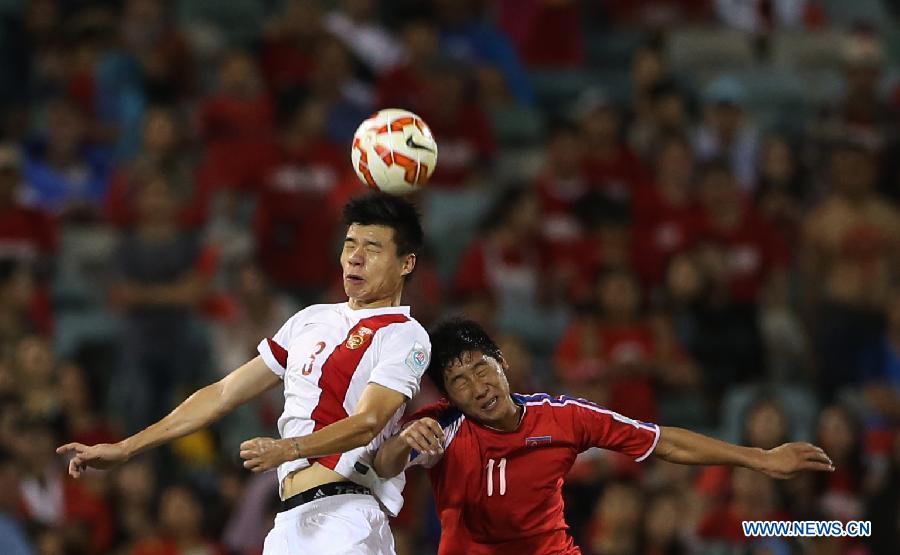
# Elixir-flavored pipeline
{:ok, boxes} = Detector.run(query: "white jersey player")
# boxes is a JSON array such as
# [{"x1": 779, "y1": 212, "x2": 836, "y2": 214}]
[{"x1": 57, "y1": 193, "x2": 431, "y2": 554}]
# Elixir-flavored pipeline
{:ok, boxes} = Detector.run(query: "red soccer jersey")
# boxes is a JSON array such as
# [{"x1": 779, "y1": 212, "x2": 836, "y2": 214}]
[{"x1": 407, "y1": 393, "x2": 659, "y2": 555}]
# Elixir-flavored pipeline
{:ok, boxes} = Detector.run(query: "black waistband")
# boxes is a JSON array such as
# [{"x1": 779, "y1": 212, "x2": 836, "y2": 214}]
[{"x1": 281, "y1": 481, "x2": 372, "y2": 512}]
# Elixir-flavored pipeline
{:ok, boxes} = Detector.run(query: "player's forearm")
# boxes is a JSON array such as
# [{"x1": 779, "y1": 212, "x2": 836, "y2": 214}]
[
  {"x1": 291, "y1": 413, "x2": 383, "y2": 460},
  {"x1": 373, "y1": 434, "x2": 413, "y2": 478},
  {"x1": 653, "y1": 426, "x2": 766, "y2": 470},
  {"x1": 120, "y1": 381, "x2": 230, "y2": 458}
]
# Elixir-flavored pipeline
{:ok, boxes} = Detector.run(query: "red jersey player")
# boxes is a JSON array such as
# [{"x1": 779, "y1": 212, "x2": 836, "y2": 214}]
[{"x1": 374, "y1": 319, "x2": 835, "y2": 555}]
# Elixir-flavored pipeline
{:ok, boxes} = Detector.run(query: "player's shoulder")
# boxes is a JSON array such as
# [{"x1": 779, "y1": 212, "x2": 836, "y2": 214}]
[
  {"x1": 376, "y1": 315, "x2": 430, "y2": 346},
  {"x1": 285, "y1": 302, "x2": 340, "y2": 323},
  {"x1": 405, "y1": 398, "x2": 465, "y2": 430},
  {"x1": 515, "y1": 392, "x2": 609, "y2": 415}
]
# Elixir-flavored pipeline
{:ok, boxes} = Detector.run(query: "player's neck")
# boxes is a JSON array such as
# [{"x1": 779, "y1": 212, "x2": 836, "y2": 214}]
[
  {"x1": 347, "y1": 290, "x2": 403, "y2": 310},
  {"x1": 488, "y1": 398, "x2": 524, "y2": 432}
]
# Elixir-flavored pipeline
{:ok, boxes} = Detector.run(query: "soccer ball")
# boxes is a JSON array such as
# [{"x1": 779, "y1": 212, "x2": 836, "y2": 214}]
[{"x1": 351, "y1": 109, "x2": 438, "y2": 195}]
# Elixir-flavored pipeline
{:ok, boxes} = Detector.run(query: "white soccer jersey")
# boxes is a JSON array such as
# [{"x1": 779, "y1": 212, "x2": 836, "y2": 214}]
[{"x1": 256, "y1": 302, "x2": 430, "y2": 517}]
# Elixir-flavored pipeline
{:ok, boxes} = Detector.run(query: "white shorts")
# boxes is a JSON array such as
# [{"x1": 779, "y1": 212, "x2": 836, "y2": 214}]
[{"x1": 262, "y1": 493, "x2": 396, "y2": 555}]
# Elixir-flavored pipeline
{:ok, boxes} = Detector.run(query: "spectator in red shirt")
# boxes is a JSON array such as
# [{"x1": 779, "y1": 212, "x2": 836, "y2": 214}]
[
  {"x1": 454, "y1": 187, "x2": 556, "y2": 343},
  {"x1": 197, "y1": 50, "x2": 275, "y2": 191},
  {"x1": 588, "y1": 481, "x2": 644, "y2": 555},
  {"x1": 629, "y1": 80, "x2": 690, "y2": 162},
  {"x1": 419, "y1": 57, "x2": 496, "y2": 187},
  {"x1": 132, "y1": 484, "x2": 225, "y2": 555},
  {"x1": 545, "y1": 191, "x2": 639, "y2": 306},
  {"x1": 555, "y1": 268, "x2": 662, "y2": 424},
  {"x1": 575, "y1": 89, "x2": 647, "y2": 203},
  {"x1": 495, "y1": 0, "x2": 585, "y2": 68},
  {"x1": 696, "y1": 467, "x2": 789, "y2": 547},
  {"x1": 106, "y1": 106, "x2": 210, "y2": 229},
  {"x1": 18, "y1": 416, "x2": 113, "y2": 554},
  {"x1": 755, "y1": 133, "x2": 807, "y2": 250},
  {"x1": 59, "y1": 362, "x2": 119, "y2": 448},
  {"x1": 453, "y1": 188, "x2": 540, "y2": 302},
  {"x1": 814, "y1": 405, "x2": 866, "y2": 522},
  {"x1": 110, "y1": 460, "x2": 158, "y2": 549},
  {"x1": 632, "y1": 133, "x2": 703, "y2": 291},
  {"x1": 630, "y1": 43, "x2": 668, "y2": 128},
  {"x1": 819, "y1": 31, "x2": 893, "y2": 147},
  {"x1": 641, "y1": 489, "x2": 690, "y2": 555},
  {"x1": 0, "y1": 260, "x2": 51, "y2": 352},
  {"x1": 15, "y1": 336, "x2": 59, "y2": 423},
  {"x1": 377, "y1": 17, "x2": 441, "y2": 114},
  {"x1": 0, "y1": 144, "x2": 56, "y2": 262},
  {"x1": 251, "y1": 97, "x2": 355, "y2": 303},
  {"x1": 696, "y1": 159, "x2": 789, "y2": 305},
  {"x1": 534, "y1": 120, "x2": 590, "y2": 247},
  {"x1": 260, "y1": 0, "x2": 324, "y2": 98},
  {"x1": 695, "y1": 397, "x2": 791, "y2": 507}
]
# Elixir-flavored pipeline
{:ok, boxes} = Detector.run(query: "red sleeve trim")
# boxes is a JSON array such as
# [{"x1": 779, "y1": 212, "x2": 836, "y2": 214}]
[{"x1": 267, "y1": 338, "x2": 288, "y2": 369}]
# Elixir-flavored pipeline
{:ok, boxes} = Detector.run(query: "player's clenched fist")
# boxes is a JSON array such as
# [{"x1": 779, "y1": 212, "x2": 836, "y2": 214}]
[
  {"x1": 240, "y1": 437, "x2": 298, "y2": 473},
  {"x1": 400, "y1": 418, "x2": 444, "y2": 456}
]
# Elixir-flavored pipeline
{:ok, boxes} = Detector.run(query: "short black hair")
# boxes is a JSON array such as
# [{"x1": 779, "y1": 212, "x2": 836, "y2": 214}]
[
  {"x1": 425, "y1": 318, "x2": 502, "y2": 394},
  {"x1": 342, "y1": 193, "x2": 424, "y2": 258}
]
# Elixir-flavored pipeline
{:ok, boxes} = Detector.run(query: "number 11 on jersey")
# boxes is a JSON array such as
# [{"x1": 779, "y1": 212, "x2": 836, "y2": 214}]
[{"x1": 486, "y1": 458, "x2": 507, "y2": 496}]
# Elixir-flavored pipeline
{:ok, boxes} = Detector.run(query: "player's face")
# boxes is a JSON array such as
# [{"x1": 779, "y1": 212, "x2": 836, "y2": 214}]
[
  {"x1": 443, "y1": 351, "x2": 519, "y2": 428},
  {"x1": 341, "y1": 224, "x2": 415, "y2": 308}
]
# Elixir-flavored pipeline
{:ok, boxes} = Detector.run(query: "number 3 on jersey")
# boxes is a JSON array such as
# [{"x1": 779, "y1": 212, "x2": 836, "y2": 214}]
[
  {"x1": 301, "y1": 342, "x2": 326, "y2": 376},
  {"x1": 486, "y1": 458, "x2": 507, "y2": 496}
]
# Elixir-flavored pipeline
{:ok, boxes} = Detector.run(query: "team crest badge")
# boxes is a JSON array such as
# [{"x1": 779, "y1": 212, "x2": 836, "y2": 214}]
[{"x1": 346, "y1": 326, "x2": 373, "y2": 349}]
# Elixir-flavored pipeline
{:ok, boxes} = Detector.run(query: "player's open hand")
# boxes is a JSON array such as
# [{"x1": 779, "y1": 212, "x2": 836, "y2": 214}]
[
  {"x1": 56, "y1": 442, "x2": 129, "y2": 478},
  {"x1": 759, "y1": 442, "x2": 835, "y2": 479},
  {"x1": 240, "y1": 437, "x2": 296, "y2": 473},
  {"x1": 400, "y1": 418, "x2": 444, "y2": 456}
]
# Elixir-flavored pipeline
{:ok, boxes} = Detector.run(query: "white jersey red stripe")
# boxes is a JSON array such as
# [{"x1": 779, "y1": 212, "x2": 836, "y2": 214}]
[
  {"x1": 256, "y1": 302, "x2": 431, "y2": 516},
  {"x1": 309, "y1": 313, "x2": 411, "y2": 470}
]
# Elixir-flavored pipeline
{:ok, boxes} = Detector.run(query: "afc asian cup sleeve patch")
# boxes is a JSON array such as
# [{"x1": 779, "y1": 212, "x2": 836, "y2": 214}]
[{"x1": 405, "y1": 342, "x2": 430, "y2": 377}]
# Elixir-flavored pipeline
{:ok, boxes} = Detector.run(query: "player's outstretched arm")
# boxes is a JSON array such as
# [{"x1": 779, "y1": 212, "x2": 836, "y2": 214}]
[
  {"x1": 373, "y1": 417, "x2": 444, "y2": 478},
  {"x1": 57, "y1": 356, "x2": 281, "y2": 478},
  {"x1": 239, "y1": 383, "x2": 409, "y2": 472},
  {"x1": 653, "y1": 426, "x2": 835, "y2": 479}
]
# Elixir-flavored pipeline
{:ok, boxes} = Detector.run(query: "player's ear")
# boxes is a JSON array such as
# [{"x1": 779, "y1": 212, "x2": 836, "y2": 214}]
[
  {"x1": 498, "y1": 354, "x2": 509, "y2": 372},
  {"x1": 400, "y1": 253, "x2": 416, "y2": 276}
]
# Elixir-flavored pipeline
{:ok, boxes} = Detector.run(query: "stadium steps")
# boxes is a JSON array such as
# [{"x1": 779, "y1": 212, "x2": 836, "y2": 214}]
[
  {"x1": 666, "y1": 27, "x2": 756, "y2": 77},
  {"x1": 584, "y1": 28, "x2": 645, "y2": 69},
  {"x1": 821, "y1": 0, "x2": 892, "y2": 29},
  {"x1": 489, "y1": 105, "x2": 545, "y2": 147},
  {"x1": 176, "y1": 0, "x2": 267, "y2": 46},
  {"x1": 770, "y1": 30, "x2": 850, "y2": 71}
]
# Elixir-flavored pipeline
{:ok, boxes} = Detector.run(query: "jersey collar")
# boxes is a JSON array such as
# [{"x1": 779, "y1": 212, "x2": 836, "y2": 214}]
[{"x1": 341, "y1": 302, "x2": 411, "y2": 319}]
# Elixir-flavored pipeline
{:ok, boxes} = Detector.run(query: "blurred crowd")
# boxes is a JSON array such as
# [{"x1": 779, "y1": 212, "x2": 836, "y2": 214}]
[{"x1": 1, "y1": 0, "x2": 900, "y2": 554}]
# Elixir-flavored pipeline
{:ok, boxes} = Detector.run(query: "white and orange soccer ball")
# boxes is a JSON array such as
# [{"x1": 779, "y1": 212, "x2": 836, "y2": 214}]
[{"x1": 351, "y1": 108, "x2": 438, "y2": 195}]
